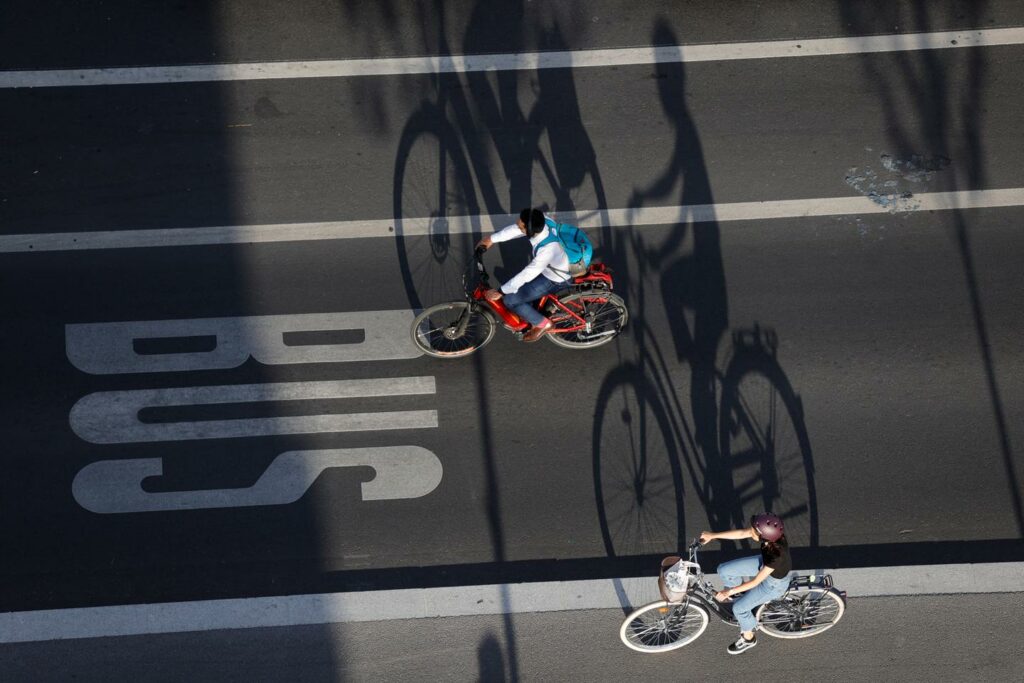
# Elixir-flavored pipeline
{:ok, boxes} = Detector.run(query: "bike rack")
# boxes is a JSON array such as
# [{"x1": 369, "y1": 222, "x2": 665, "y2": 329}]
[{"x1": 790, "y1": 573, "x2": 834, "y2": 590}]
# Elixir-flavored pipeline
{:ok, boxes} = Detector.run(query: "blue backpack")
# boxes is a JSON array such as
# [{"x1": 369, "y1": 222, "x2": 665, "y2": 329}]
[{"x1": 534, "y1": 217, "x2": 594, "y2": 277}]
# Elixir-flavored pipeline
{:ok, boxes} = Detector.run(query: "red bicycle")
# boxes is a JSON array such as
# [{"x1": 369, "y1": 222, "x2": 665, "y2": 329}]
[{"x1": 411, "y1": 249, "x2": 629, "y2": 358}]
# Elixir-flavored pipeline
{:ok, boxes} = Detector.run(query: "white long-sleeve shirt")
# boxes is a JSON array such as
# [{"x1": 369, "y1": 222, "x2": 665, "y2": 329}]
[{"x1": 489, "y1": 221, "x2": 571, "y2": 294}]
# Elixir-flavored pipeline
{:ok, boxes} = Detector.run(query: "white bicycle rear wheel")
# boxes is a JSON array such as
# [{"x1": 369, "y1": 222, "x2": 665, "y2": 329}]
[{"x1": 756, "y1": 587, "x2": 845, "y2": 639}]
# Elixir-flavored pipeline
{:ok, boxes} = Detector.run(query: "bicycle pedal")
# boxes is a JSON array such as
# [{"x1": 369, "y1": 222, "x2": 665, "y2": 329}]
[{"x1": 512, "y1": 331, "x2": 525, "y2": 341}]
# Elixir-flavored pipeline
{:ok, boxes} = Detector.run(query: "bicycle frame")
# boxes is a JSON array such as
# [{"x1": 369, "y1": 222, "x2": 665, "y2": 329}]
[
  {"x1": 660, "y1": 541, "x2": 844, "y2": 627},
  {"x1": 660, "y1": 543, "x2": 739, "y2": 626},
  {"x1": 466, "y1": 252, "x2": 615, "y2": 335}
]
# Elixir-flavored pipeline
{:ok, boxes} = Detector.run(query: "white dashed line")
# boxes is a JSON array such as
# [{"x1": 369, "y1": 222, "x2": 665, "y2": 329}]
[
  {"x1": 4, "y1": 189, "x2": 1023, "y2": 253},
  {"x1": 2, "y1": 28, "x2": 1023, "y2": 88}
]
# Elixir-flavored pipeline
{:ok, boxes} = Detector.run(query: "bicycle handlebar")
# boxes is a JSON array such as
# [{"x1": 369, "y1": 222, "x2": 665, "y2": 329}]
[{"x1": 469, "y1": 247, "x2": 490, "y2": 288}]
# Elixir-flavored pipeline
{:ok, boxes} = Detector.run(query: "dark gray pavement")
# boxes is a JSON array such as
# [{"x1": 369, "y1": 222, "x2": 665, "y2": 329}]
[
  {"x1": 1, "y1": 593, "x2": 1020, "y2": 682},
  {"x1": 4, "y1": 39, "x2": 1024, "y2": 233},
  {"x1": 1, "y1": 0, "x2": 1022, "y2": 641},
  {"x1": 2, "y1": 207, "x2": 1022, "y2": 610}
]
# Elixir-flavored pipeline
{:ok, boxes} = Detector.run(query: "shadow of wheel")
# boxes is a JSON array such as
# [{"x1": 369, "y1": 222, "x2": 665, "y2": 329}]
[
  {"x1": 393, "y1": 105, "x2": 481, "y2": 311},
  {"x1": 592, "y1": 365, "x2": 686, "y2": 558},
  {"x1": 718, "y1": 328, "x2": 818, "y2": 548}
]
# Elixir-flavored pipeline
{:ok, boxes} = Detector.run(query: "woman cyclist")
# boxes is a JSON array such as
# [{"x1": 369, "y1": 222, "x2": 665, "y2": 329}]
[{"x1": 699, "y1": 513, "x2": 792, "y2": 655}]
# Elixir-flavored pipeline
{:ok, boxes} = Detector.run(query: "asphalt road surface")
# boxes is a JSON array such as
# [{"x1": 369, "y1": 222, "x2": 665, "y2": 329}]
[
  {"x1": 1, "y1": 593, "x2": 1020, "y2": 682},
  {"x1": 2, "y1": 0, "x2": 1023, "y2": 666}
]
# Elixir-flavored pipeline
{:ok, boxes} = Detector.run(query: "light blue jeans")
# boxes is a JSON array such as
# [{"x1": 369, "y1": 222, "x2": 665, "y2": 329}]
[{"x1": 717, "y1": 554, "x2": 791, "y2": 633}]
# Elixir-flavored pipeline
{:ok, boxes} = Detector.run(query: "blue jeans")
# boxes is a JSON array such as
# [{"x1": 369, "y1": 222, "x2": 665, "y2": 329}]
[
  {"x1": 717, "y1": 554, "x2": 791, "y2": 633},
  {"x1": 503, "y1": 274, "x2": 568, "y2": 326}
]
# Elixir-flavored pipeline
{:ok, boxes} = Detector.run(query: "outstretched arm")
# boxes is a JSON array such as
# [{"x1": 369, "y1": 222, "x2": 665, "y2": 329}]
[
  {"x1": 699, "y1": 528, "x2": 757, "y2": 544},
  {"x1": 476, "y1": 223, "x2": 523, "y2": 251}
]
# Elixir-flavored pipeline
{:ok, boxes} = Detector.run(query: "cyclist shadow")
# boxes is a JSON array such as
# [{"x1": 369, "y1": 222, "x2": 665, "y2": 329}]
[
  {"x1": 591, "y1": 19, "x2": 818, "y2": 613},
  {"x1": 390, "y1": 3, "x2": 611, "y2": 678},
  {"x1": 392, "y1": 10, "x2": 608, "y2": 309}
]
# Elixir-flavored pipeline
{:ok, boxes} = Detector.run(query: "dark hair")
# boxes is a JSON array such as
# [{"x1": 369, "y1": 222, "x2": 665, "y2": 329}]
[
  {"x1": 761, "y1": 533, "x2": 787, "y2": 562},
  {"x1": 519, "y1": 207, "x2": 546, "y2": 235}
]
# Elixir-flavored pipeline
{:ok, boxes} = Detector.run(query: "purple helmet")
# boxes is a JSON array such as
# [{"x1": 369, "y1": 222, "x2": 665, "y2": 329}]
[{"x1": 751, "y1": 513, "x2": 784, "y2": 542}]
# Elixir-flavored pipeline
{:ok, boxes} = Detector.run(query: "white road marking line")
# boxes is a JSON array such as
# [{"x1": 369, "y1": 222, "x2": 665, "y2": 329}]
[
  {"x1": 0, "y1": 561, "x2": 1019, "y2": 643},
  {"x1": 3, "y1": 28, "x2": 1023, "y2": 88},
  {"x1": 69, "y1": 377, "x2": 438, "y2": 444},
  {"x1": 4, "y1": 188, "x2": 1023, "y2": 254},
  {"x1": 72, "y1": 447, "x2": 444, "y2": 513},
  {"x1": 65, "y1": 310, "x2": 420, "y2": 374}
]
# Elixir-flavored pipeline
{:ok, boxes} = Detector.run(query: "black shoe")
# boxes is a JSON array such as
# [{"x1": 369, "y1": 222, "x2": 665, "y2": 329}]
[{"x1": 727, "y1": 635, "x2": 757, "y2": 655}]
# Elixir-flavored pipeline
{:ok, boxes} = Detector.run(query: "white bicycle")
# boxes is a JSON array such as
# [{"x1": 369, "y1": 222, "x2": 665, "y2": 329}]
[{"x1": 620, "y1": 539, "x2": 847, "y2": 652}]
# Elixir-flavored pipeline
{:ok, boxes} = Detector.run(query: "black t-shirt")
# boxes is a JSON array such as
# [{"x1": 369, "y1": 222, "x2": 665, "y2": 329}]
[{"x1": 761, "y1": 537, "x2": 792, "y2": 579}]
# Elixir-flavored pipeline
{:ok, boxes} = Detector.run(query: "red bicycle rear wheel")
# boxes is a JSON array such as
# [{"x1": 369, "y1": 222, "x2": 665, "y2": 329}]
[{"x1": 545, "y1": 290, "x2": 628, "y2": 349}]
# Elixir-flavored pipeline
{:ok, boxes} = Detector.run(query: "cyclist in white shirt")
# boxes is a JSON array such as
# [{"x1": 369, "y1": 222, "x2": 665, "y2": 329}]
[{"x1": 476, "y1": 208, "x2": 572, "y2": 342}]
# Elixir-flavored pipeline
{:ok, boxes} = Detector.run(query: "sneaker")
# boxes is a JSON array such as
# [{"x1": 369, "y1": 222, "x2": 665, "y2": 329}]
[
  {"x1": 522, "y1": 318, "x2": 553, "y2": 343},
  {"x1": 727, "y1": 635, "x2": 757, "y2": 655}
]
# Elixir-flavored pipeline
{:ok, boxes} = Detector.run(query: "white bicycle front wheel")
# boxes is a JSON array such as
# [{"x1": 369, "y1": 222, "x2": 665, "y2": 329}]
[{"x1": 619, "y1": 600, "x2": 709, "y2": 653}]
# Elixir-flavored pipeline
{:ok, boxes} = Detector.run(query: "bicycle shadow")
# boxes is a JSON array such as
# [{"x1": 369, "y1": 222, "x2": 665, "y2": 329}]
[
  {"x1": 390, "y1": 3, "x2": 610, "y2": 679},
  {"x1": 590, "y1": 19, "x2": 819, "y2": 610},
  {"x1": 392, "y1": 8, "x2": 608, "y2": 311}
]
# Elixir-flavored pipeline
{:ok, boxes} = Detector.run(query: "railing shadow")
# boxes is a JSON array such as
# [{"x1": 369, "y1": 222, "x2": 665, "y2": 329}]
[
  {"x1": 838, "y1": 0, "x2": 1021, "y2": 536},
  {"x1": 477, "y1": 633, "x2": 508, "y2": 683}
]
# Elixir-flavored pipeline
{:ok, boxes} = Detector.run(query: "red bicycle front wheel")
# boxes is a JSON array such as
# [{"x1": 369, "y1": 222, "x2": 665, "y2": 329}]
[{"x1": 411, "y1": 302, "x2": 496, "y2": 358}]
